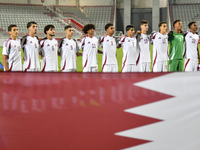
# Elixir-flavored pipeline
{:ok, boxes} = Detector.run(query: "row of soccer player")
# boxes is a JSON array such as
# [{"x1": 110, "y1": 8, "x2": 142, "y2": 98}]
[{"x1": 2, "y1": 20, "x2": 200, "y2": 72}]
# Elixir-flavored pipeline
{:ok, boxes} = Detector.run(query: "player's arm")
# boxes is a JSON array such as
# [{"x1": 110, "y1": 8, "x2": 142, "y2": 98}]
[
  {"x1": 2, "y1": 55, "x2": 9, "y2": 71},
  {"x1": 21, "y1": 36, "x2": 27, "y2": 61},
  {"x1": 39, "y1": 40, "x2": 45, "y2": 59},
  {"x1": 2, "y1": 41, "x2": 11, "y2": 71}
]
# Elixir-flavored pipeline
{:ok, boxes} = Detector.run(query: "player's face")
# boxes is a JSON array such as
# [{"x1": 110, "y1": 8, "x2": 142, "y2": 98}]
[
  {"x1": 65, "y1": 28, "x2": 74, "y2": 36},
  {"x1": 9, "y1": 27, "x2": 18, "y2": 37},
  {"x1": 107, "y1": 26, "x2": 115, "y2": 35},
  {"x1": 190, "y1": 23, "x2": 198, "y2": 31},
  {"x1": 29, "y1": 24, "x2": 37, "y2": 34},
  {"x1": 175, "y1": 21, "x2": 182, "y2": 30},
  {"x1": 127, "y1": 28, "x2": 135, "y2": 37},
  {"x1": 160, "y1": 23, "x2": 167, "y2": 34},
  {"x1": 141, "y1": 24, "x2": 149, "y2": 32},
  {"x1": 47, "y1": 27, "x2": 55, "y2": 36},
  {"x1": 87, "y1": 28, "x2": 94, "y2": 35}
]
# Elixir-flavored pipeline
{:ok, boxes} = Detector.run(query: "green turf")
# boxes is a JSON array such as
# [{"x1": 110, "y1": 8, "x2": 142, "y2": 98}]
[{"x1": 1, "y1": 45, "x2": 200, "y2": 72}]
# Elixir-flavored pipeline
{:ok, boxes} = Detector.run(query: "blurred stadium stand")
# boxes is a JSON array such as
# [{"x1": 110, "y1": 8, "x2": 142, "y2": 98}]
[
  {"x1": 0, "y1": 3, "x2": 115, "y2": 39},
  {"x1": 170, "y1": 3, "x2": 200, "y2": 31}
]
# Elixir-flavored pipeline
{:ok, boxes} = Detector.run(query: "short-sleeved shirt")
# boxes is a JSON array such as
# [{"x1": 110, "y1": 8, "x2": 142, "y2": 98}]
[{"x1": 2, "y1": 38, "x2": 22, "y2": 71}]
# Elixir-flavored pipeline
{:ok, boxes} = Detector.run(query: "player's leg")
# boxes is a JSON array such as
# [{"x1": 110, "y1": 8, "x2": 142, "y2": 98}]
[
  {"x1": 145, "y1": 62, "x2": 151, "y2": 72},
  {"x1": 112, "y1": 64, "x2": 118, "y2": 72},
  {"x1": 194, "y1": 60, "x2": 198, "y2": 71},
  {"x1": 138, "y1": 62, "x2": 144, "y2": 72},
  {"x1": 184, "y1": 59, "x2": 192, "y2": 71},
  {"x1": 162, "y1": 61, "x2": 168, "y2": 72},
  {"x1": 91, "y1": 66, "x2": 98, "y2": 72},
  {"x1": 170, "y1": 60, "x2": 179, "y2": 72},
  {"x1": 178, "y1": 59, "x2": 183, "y2": 71},
  {"x1": 153, "y1": 61, "x2": 159, "y2": 72},
  {"x1": 102, "y1": 64, "x2": 111, "y2": 72},
  {"x1": 122, "y1": 64, "x2": 130, "y2": 72},
  {"x1": 83, "y1": 66, "x2": 90, "y2": 72},
  {"x1": 132, "y1": 64, "x2": 137, "y2": 72}
]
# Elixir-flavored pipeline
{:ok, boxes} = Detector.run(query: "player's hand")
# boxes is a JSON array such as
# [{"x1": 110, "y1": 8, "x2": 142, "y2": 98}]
[
  {"x1": 168, "y1": 30, "x2": 173, "y2": 35},
  {"x1": 121, "y1": 34, "x2": 125, "y2": 37},
  {"x1": 23, "y1": 57, "x2": 25, "y2": 61},
  {"x1": 81, "y1": 34, "x2": 86, "y2": 39},
  {"x1": 136, "y1": 30, "x2": 141, "y2": 35}
]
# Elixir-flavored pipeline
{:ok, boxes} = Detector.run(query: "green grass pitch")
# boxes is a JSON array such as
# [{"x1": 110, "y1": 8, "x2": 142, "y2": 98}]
[{"x1": 1, "y1": 45, "x2": 200, "y2": 72}]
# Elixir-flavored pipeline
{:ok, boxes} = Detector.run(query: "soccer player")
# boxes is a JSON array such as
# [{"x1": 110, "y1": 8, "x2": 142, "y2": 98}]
[
  {"x1": 152, "y1": 21, "x2": 169, "y2": 72},
  {"x1": 137, "y1": 20, "x2": 151, "y2": 72},
  {"x1": 39, "y1": 25, "x2": 58, "y2": 72},
  {"x1": 100, "y1": 23, "x2": 118, "y2": 72},
  {"x1": 119, "y1": 25, "x2": 139, "y2": 72},
  {"x1": 168, "y1": 19, "x2": 184, "y2": 71},
  {"x1": 184, "y1": 21, "x2": 200, "y2": 71},
  {"x1": 21, "y1": 21, "x2": 40, "y2": 71},
  {"x1": 79, "y1": 24, "x2": 102, "y2": 72},
  {"x1": 2, "y1": 24, "x2": 22, "y2": 71},
  {"x1": 58, "y1": 25, "x2": 82, "y2": 72}
]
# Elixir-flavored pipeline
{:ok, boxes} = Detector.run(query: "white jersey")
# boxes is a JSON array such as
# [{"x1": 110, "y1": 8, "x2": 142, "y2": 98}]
[
  {"x1": 21, "y1": 35, "x2": 40, "y2": 71},
  {"x1": 119, "y1": 36, "x2": 139, "y2": 65},
  {"x1": 59, "y1": 38, "x2": 79, "y2": 71},
  {"x1": 152, "y1": 32, "x2": 169, "y2": 62},
  {"x1": 100, "y1": 35, "x2": 118, "y2": 66},
  {"x1": 138, "y1": 33, "x2": 151, "y2": 63},
  {"x1": 184, "y1": 31, "x2": 199, "y2": 60},
  {"x1": 2, "y1": 38, "x2": 22, "y2": 71},
  {"x1": 79, "y1": 36, "x2": 98, "y2": 69},
  {"x1": 40, "y1": 38, "x2": 58, "y2": 72}
]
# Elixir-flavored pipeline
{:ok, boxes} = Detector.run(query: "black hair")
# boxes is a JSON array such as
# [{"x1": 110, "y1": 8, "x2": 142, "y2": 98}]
[
  {"x1": 173, "y1": 20, "x2": 181, "y2": 27},
  {"x1": 188, "y1": 21, "x2": 196, "y2": 29},
  {"x1": 44, "y1": 24, "x2": 55, "y2": 34},
  {"x1": 140, "y1": 20, "x2": 149, "y2": 26},
  {"x1": 8, "y1": 24, "x2": 17, "y2": 32},
  {"x1": 82, "y1": 24, "x2": 95, "y2": 34},
  {"x1": 105, "y1": 23, "x2": 113, "y2": 31},
  {"x1": 158, "y1": 21, "x2": 167, "y2": 28},
  {"x1": 27, "y1": 21, "x2": 37, "y2": 29},
  {"x1": 126, "y1": 25, "x2": 135, "y2": 32},
  {"x1": 65, "y1": 25, "x2": 72, "y2": 30}
]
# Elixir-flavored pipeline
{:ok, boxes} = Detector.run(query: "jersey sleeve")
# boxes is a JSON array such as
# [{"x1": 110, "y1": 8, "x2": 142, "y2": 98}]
[
  {"x1": 78, "y1": 38, "x2": 85, "y2": 50},
  {"x1": 151, "y1": 32, "x2": 157, "y2": 44},
  {"x1": 39, "y1": 40, "x2": 45, "y2": 56},
  {"x1": 115, "y1": 37, "x2": 121, "y2": 48},
  {"x1": 73, "y1": 39, "x2": 80, "y2": 53},
  {"x1": 99, "y1": 36, "x2": 105, "y2": 49},
  {"x1": 2, "y1": 40, "x2": 11, "y2": 56}
]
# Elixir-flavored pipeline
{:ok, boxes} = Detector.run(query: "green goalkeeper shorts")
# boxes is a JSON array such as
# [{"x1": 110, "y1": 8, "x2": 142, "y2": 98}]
[{"x1": 169, "y1": 59, "x2": 183, "y2": 72}]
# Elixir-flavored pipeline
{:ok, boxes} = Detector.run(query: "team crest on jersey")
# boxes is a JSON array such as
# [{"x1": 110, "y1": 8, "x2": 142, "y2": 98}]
[
  {"x1": 159, "y1": 37, "x2": 161, "y2": 39},
  {"x1": 190, "y1": 36, "x2": 192, "y2": 38},
  {"x1": 55, "y1": 44, "x2": 57, "y2": 46},
  {"x1": 14, "y1": 45, "x2": 16, "y2": 47},
  {"x1": 88, "y1": 41, "x2": 90, "y2": 44},
  {"x1": 66, "y1": 44, "x2": 68, "y2": 46},
  {"x1": 107, "y1": 40, "x2": 109, "y2": 42},
  {"x1": 47, "y1": 44, "x2": 50, "y2": 46},
  {"x1": 128, "y1": 40, "x2": 130, "y2": 42},
  {"x1": 30, "y1": 41, "x2": 32, "y2": 43}
]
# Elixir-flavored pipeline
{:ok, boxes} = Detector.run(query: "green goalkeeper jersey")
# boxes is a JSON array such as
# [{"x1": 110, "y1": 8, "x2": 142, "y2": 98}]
[{"x1": 168, "y1": 31, "x2": 184, "y2": 60}]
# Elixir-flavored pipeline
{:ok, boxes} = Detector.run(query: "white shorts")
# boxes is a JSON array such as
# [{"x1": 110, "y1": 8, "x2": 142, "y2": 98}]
[
  {"x1": 83, "y1": 66, "x2": 98, "y2": 72},
  {"x1": 61, "y1": 69, "x2": 77, "y2": 72},
  {"x1": 102, "y1": 64, "x2": 118, "y2": 72},
  {"x1": 153, "y1": 61, "x2": 167, "y2": 72},
  {"x1": 122, "y1": 64, "x2": 137, "y2": 72},
  {"x1": 184, "y1": 59, "x2": 198, "y2": 72},
  {"x1": 138, "y1": 62, "x2": 151, "y2": 72}
]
